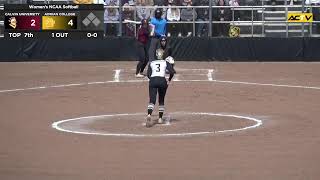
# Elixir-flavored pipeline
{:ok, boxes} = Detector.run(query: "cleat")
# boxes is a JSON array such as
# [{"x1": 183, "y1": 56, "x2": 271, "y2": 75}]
[
  {"x1": 146, "y1": 115, "x2": 153, "y2": 128},
  {"x1": 158, "y1": 118, "x2": 163, "y2": 124},
  {"x1": 135, "y1": 73, "x2": 144, "y2": 78}
]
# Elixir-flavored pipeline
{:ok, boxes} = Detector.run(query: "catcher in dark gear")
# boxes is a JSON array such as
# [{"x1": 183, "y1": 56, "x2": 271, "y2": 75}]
[{"x1": 158, "y1": 36, "x2": 175, "y2": 67}]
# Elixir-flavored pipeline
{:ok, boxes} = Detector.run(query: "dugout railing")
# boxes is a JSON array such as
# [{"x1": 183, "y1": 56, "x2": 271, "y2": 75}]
[{"x1": 0, "y1": 3, "x2": 319, "y2": 38}]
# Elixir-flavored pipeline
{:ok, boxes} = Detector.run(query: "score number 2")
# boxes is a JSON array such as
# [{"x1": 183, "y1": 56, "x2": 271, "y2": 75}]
[{"x1": 31, "y1": 19, "x2": 36, "y2": 27}]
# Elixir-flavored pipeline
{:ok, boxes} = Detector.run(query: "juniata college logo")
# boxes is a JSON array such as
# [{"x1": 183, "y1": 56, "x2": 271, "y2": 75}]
[{"x1": 288, "y1": 13, "x2": 313, "y2": 22}]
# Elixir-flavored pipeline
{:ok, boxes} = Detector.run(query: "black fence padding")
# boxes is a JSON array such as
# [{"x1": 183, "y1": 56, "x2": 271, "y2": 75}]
[
  {"x1": 0, "y1": 37, "x2": 319, "y2": 61},
  {"x1": 169, "y1": 37, "x2": 210, "y2": 61},
  {"x1": 302, "y1": 38, "x2": 320, "y2": 61},
  {"x1": 209, "y1": 38, "x2": 305, "y2": 61},
  {"x1": 209, "y1": 38, "x2": 253, "y2": 61},
  {"x1": 250, "y1": 38, "x2": 304, "y2": 61}
]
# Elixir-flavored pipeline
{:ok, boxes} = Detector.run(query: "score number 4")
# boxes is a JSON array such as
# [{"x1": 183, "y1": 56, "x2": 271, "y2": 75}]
[{"x1": 68, "y1": 19, "x2": 74, "y2": 27}]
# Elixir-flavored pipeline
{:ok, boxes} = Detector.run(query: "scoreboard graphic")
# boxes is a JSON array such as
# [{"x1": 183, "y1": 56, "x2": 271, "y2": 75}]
[{"x1": 4, "y1": 4, "x2": 104, "y2": 39}]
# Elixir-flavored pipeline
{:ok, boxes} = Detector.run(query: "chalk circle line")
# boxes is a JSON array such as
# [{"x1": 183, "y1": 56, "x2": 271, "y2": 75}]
[
  {"x1": 51, "y1": 112, "x2": 263, "y2": 138},
  {"x1": 1, "y1": 79, "x2": 320, "y2": 94}
]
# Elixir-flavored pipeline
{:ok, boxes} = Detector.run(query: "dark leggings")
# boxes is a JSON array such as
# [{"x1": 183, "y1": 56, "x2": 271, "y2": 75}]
[
  {"x1": 149, "y1": 77, "x2": 168, "y2": 106},
  {"x1": 136, "y1": 42, "x2": 149, "y2": 74}
]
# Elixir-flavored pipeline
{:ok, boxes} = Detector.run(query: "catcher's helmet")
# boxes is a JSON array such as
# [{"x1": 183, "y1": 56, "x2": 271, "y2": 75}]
[{"x1": 160, "y1": 36, "x2": 167, "y2": 48}]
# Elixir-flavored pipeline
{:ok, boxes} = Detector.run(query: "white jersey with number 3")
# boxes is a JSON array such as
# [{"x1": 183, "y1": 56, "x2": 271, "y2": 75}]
[{"x1": 150, "y1": 60, "x2": 167, "y2": 77}]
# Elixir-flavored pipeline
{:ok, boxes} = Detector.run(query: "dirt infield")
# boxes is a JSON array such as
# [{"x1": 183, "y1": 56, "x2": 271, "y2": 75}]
[{"x1": 0, "y1": 61, "x2": 320, "y2": 180}]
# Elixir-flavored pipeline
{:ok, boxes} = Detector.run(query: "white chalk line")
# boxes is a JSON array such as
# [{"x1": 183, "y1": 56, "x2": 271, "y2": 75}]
[
  {"x1": 212, "y1": 79, "x2": 320, "y2": 90},
  {"x1": 1, "y1": 79, "x2": 320, "y2": 93},
  {"x1": 51, "y1": 83, "x2": 85, "y2": 88},
  {"x1": 173, "y1": 74, "x2": 179, "y2": 81},
  {"x1": 51, "y1": 112, "x2": 263, "y2": 138},
  {"x1": 128, "y1": 68, "x2": 213, "y2": 71},
  {"x1": 207, "y1": 69, "x2": 214, "y2": 81},
  {"x1": 113, "y1": 69, "x2": 121, "y2": 82}
]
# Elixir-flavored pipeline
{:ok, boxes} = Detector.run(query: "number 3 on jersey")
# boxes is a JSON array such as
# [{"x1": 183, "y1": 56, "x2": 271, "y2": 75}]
[
  {"x1": 150, "y1": 60, "x2": 167, "y2": 78},
  {"x1": 156, "y1": 64, "x2": 160, "y2": 72}
]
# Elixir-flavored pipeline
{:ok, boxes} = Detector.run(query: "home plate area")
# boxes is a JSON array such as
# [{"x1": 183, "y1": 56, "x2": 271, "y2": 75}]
[{"x1": 118, "y1": 68, "x2": 214, "y2": 81}]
